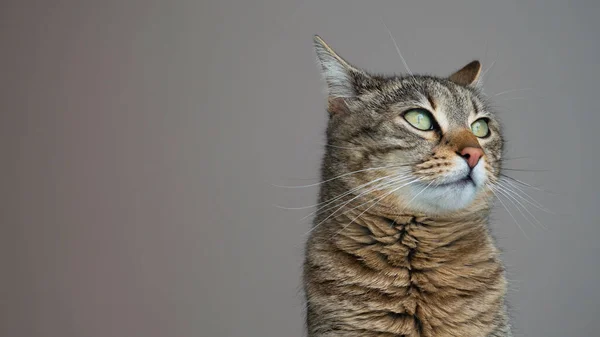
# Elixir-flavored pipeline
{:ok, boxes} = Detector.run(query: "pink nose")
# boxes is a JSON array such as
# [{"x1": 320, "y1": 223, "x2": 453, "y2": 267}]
[{"x1": 460, "y1": 147, "x2": 484, "y2": 168}]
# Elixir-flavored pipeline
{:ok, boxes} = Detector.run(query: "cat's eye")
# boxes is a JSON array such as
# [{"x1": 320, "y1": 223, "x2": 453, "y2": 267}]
[
  {"x1": 471, "y1": 118, "x2": 490, "y2": 138},
  {"x1": 403, "y1": 109, "x2": 434, "y2": 131}
]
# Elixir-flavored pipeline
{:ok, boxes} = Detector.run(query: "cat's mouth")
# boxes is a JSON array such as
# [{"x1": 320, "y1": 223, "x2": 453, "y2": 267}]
[{"x1": 435, "y1": 175, "x2": 475, "y2": 188}]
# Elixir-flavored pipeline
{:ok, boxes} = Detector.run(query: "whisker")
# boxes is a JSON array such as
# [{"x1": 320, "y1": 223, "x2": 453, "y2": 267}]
[
  {"x1": 494, "y1": 185, "x2": 540, "y2": 230},
  {"x1": 481, "y1": 40, "x2": 489, "y2": 84},
  {"x1": 324, "y1": 144, "x2": 365, "y2": 150},
  {"x1": 304, "y1": 176, "x2": 415, "y2": 236},
  {"x1": 495, "y1": 183, "x2": 547, "y2": 229},
  {"x1": 305, "y1": 176, "x2": 410, "y2": 235},
  {"x1": 493, "y1": 88, "x2": 533, "y2": 97},
  {"x1": 278, "y1": 174, "x2": 399, "y2": 211},
  {"x1": 500, "y1": 156, "x2": 532, "y2": 161},
  {"x1": 497, "y1": 181, "x2": 549, "y2": 214},
  {"x1": 301, "y1": 181, "x2": 390, "y2": 226},
  {"x1": 272, "y1": 164, "x2": 411, "y2": 188},
  {"x1": 499, "y1": 97, "x2": 526, "y2": 101},
  {"x1": 499, "y1": 174, "x2": 552, "y2": 193},
  {"x1": 382, "y1": 19, "x2": 413, "y2": 77},
  {"x1": 322, "y1": 177, "x2": 411, "y2": 220},
  {"x1": 498, "y1": 179, "x2": 545, "y2": 207},
  {"x1": 478, "y1": 57, "x2": 497, "y2": 87},
  {"x1": 500, "y1": 178, "x2": 555, "y2": 214},
  {"x1": 334, "y1": 178, "x2": 420, "y2": 238},
  {"x1": 488, "y1": 184, "x2": 530, "y2": 240},
  {"x1": 300, "y1": 174, "x2": 412, "y2": 220},
  {"x1": 339, "y1": 177, "x2": 418, "y2": 218},
  {"x1": 401, "y1": 180, "x2": 434, "y2": 213},
  {"x1": 391, "y1": 179, "x2": 435, "y2": 224},
  {"x1": 501, "y1": 168, "x2": 549, "y2": 172}
]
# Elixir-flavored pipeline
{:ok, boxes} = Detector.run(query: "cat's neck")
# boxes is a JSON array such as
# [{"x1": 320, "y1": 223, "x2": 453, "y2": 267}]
[
  {"x1": 315, "y1": 182, "x2": 498, "y2": 266},
  {"x1": 330, "y1": 207, "x2": 495, "y2": 256},
  {"x1": 328, "y1": 203, "x2": 500, "y2": 270}
]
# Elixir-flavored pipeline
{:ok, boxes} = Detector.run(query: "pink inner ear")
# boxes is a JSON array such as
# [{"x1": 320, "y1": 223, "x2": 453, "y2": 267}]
[{"x1": 328, "y1": 97, "x2": 350, "y2": 115}]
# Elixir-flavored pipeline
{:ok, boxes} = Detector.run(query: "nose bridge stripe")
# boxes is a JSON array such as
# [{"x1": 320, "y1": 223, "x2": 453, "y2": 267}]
[{"x1": 446, "y1": 129, "x2": 481, "y2": 151}]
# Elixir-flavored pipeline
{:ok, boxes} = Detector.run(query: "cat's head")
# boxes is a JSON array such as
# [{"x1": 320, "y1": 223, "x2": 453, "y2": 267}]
[{"x1": 314, "y1": 35, "x2": 502, "y2": 215}]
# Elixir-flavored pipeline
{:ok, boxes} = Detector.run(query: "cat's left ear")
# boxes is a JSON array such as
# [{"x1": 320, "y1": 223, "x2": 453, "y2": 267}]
[{"x1": 448, "y1": 60, "x2": 481, "y2": 86}]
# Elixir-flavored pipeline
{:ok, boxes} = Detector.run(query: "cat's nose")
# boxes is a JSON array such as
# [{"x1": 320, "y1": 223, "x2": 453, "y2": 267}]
[{"x1": 460, "y1": 147, "x2": 484, "y2": 169}]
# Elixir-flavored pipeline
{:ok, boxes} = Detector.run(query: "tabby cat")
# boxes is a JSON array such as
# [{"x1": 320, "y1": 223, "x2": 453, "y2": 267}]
[{"x1": 303, "y1": 35, "x2": 513, "y2": 337}]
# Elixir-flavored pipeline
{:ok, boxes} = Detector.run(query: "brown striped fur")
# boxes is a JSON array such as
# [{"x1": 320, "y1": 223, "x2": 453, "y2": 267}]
[{"x1": 304, "y1": 36, "x2": 512, "y2": 337}]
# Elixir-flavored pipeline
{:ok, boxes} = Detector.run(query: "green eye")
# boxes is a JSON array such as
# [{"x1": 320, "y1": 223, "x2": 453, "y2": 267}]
[
  {"x1": 404, "y1": 109, "x2": 434, "y2": 131},
  {"x1": 471, "y1": 118, "x2": 490, "y2": 138}
]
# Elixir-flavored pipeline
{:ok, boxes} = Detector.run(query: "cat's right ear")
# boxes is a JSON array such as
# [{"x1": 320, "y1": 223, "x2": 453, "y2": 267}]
[
  {"x1": 313, "y1": 35, "x2": 364, "y2": 115},
  {"x1": 448, "y1": 60, "x2": 482, "y2": 87}
]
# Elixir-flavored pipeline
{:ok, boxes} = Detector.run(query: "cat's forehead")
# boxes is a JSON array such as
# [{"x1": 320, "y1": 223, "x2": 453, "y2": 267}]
[
  {"x1": 424, "y1": 79, "x2": 481, "y2": 123},
  {"x1": 384, "y1": 76, "x2": 485, "y2": 126}
]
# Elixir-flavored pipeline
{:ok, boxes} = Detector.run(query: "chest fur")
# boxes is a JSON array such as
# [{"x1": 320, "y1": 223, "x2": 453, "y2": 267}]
[{"x1": 304, "y1": 215, "x2": 507, "y2": 337}]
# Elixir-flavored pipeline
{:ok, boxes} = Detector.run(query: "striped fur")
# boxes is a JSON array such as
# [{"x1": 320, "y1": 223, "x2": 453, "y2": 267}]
[{"x1": 304, "y1": 36, "x2": 512, "y2": 337}]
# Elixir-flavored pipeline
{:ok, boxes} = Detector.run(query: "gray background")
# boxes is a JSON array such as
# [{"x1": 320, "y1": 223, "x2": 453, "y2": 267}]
[{"x1": 1, "y1": 1, "x2": 598, "y2": 336}]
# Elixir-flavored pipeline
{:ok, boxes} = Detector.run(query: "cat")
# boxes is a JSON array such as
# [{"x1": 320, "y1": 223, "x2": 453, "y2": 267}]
[{"x1": 303, "y1": 35, "x2": 513, "y2": 337}]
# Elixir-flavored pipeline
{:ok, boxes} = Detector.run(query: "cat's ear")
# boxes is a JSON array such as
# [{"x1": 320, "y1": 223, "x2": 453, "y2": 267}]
[
  {"x1": 313, "y1": 35, "x2": 362, "y2": 100},
  {"x1": 448, "y1": 60, "x2": 481, "y2": 86}
]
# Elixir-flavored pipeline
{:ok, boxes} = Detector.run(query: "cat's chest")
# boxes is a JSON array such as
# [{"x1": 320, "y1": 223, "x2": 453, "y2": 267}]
[{"x1": 313, "y1": 217, "x2": 505, "y2": 336}]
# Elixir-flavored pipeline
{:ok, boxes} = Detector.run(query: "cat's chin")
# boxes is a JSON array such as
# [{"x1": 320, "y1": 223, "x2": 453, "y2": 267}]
[{"x1": 400, "y1": 180, "x2": 482, "y2": 214}]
